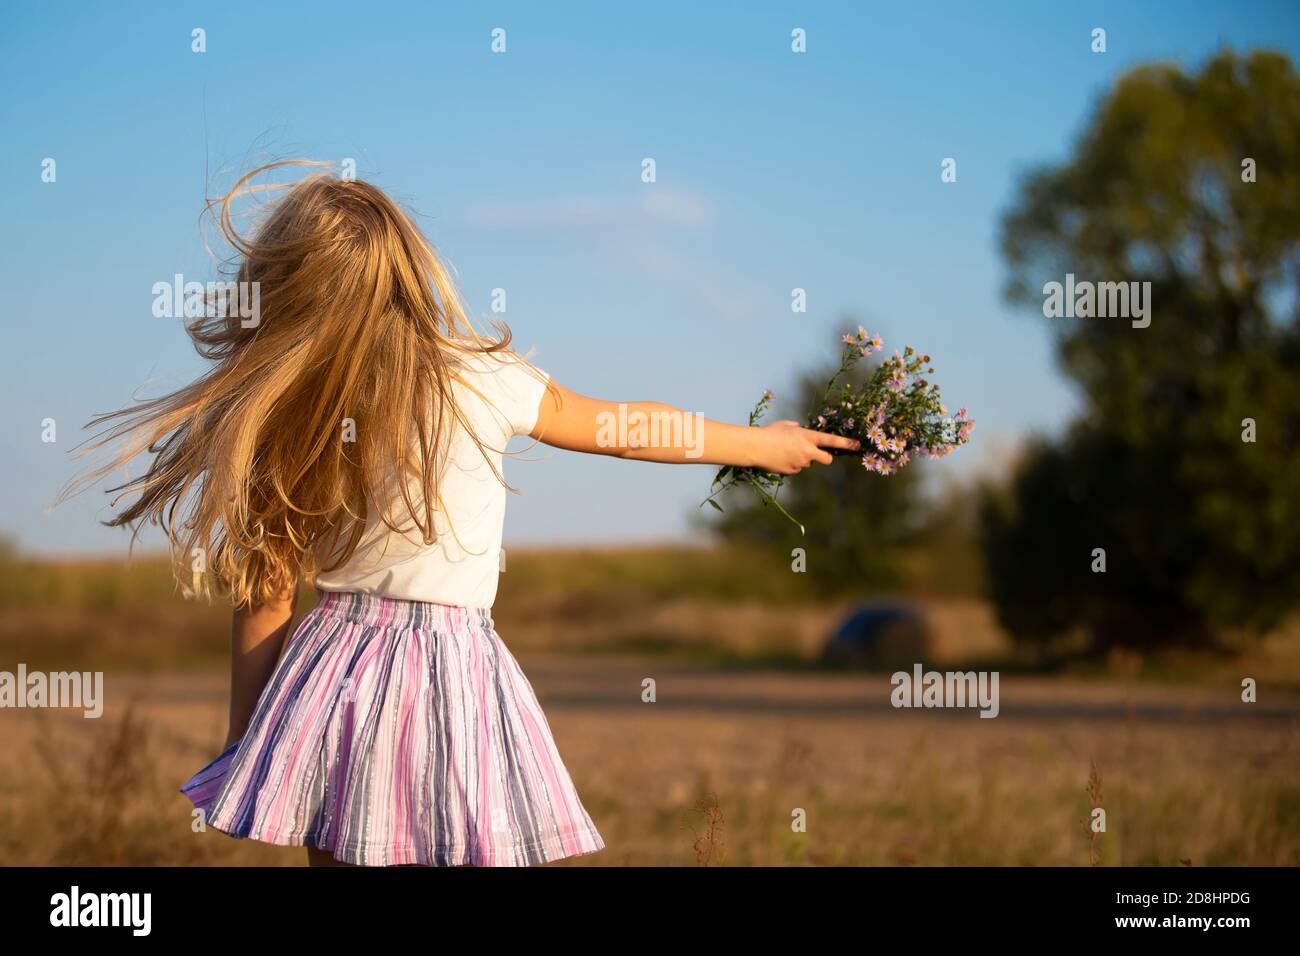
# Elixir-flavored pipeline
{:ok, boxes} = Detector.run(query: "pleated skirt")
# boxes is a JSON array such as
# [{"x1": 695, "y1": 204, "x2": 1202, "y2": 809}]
[{"x1": 180, "y1": 590, "x2": 605, "y2": 866}]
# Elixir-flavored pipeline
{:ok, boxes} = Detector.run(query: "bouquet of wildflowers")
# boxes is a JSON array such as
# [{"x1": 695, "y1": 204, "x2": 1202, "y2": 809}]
[{"x1": 702, "y1": 327, "x2": 974, "y2": 534}]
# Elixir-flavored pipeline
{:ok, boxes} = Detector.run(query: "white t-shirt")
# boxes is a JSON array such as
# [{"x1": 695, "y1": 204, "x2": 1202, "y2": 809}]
[{"x1": 313, "y1": 348, "x2": 549, "y2": 609}]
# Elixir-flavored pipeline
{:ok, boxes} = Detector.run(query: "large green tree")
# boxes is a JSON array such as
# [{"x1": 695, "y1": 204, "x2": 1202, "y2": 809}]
[{"x1": 986, "y1": 50, "x2": 1300, "y2": 649}]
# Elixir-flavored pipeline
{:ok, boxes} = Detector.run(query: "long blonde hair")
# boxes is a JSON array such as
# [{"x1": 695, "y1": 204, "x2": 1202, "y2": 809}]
[{"x1": 71, "y1": 160, "x2": 519, "y2": 607}]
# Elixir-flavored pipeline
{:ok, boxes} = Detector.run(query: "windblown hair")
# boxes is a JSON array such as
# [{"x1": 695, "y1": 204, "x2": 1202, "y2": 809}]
[{"x1": 71, "y1": 160, "x2": 521, "y2": 608}]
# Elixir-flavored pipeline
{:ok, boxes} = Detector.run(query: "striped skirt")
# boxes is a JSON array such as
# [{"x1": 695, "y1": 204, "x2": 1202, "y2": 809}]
[{"x1": 180, "y1": 590, "x2": 605, "y2": 866}]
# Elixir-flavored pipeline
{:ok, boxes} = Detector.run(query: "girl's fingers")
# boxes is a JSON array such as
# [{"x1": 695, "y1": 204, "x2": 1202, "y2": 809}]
[
  {"x1": 807, "y1": 429, "x2": 861, "y2": 451},
  {"x1": 813, "y1": 449, "x2": 834, "y2": 465}
]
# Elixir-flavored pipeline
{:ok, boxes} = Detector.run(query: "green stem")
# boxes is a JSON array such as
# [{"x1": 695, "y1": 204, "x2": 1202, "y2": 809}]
[{"x1": 753, "y1": 481, "x2": 805, "y2": 536}]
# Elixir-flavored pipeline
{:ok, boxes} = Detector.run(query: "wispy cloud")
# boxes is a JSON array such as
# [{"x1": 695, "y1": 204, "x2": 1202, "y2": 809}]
[
  {"x1": 463, "y1": 188, "x2": 716, "y2": 234},
  {"x1": 463, "y1": 186, "x2": 766, "y2": 322},
  {"x1": 606, "y1": 238, "x2": 773, "y2": 323}
]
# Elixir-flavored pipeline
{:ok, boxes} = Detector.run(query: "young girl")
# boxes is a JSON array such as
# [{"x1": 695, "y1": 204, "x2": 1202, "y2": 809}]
[{"x1": 83, "y1": 161, "x2": 858, "y2": 867}]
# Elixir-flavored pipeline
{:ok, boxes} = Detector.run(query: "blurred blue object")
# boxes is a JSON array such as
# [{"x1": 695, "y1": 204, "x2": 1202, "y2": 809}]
[{"x1": 822, "y1": 602, "x2": 932, "y2": 670}]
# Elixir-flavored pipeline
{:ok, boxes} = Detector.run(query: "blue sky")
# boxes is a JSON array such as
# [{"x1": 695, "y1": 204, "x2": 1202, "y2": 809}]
[{"x1": 3, "y1": 1, "x2": 1298, "y2": 554}]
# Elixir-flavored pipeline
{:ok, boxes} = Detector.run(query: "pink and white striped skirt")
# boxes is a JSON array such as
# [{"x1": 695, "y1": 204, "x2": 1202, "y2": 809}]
[{"x1": 180, "y1": 590, "x2": 605, "y2": 866}]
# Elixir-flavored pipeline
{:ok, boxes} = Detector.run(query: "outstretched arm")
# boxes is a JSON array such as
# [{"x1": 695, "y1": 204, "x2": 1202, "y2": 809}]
[{"x1": 530, "y1": 379, "x2": 859, "y2": 475}]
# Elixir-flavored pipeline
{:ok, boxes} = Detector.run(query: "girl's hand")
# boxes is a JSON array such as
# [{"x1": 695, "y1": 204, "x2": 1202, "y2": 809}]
[{"x1": 755, "y1": 420, "x2": 860, "y2": 475}]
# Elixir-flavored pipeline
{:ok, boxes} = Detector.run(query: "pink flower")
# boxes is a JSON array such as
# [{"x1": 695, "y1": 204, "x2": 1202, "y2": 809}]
[{"x1": 862, "y1": 452, "x2": 897, "y2": 475}]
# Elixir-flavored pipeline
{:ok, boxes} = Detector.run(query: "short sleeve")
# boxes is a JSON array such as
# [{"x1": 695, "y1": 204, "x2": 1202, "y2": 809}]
[{"x1": 484, "y1": 351, "x2": 550, "y2": 438}]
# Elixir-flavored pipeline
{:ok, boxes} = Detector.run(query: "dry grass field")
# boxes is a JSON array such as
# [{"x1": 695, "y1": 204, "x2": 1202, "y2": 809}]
[{"x1": 2, "y1": 547, "x2": 1298, "y2": 866}]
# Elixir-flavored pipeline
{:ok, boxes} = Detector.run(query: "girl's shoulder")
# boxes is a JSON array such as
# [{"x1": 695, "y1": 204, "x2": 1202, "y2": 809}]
[
  {"x1": 448, "y1": 342, "x2": 540, "y2": 377},
  {"x1": 446, "y1": 342, "x2": 550, "y2": 438}
]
